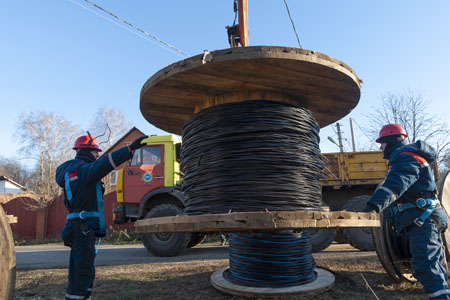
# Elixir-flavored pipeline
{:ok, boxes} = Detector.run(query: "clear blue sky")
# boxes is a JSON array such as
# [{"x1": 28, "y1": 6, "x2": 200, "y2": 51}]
[{"x1": 1, "y1": 1, "x2": 449, "y2": 160}]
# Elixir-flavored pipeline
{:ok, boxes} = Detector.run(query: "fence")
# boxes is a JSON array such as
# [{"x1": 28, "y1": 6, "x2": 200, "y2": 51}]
[{"x1": 1, "y1": 192, "x2": 134, "y2": 240}]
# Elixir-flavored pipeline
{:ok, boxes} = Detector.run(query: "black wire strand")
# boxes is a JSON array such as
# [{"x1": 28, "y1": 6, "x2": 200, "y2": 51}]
[
  {"x1": 283, "y1": 0, "x2": 303, "y2": 49},
  {"x1": 225, "y1": 231, "x2": 317, "y2": 287},
  {"x1": 233, "y1": 0, "x2": 238, "y2": 25},
  {"x1": 181, "y1": 100, "x2": 324, "y2": 215}
]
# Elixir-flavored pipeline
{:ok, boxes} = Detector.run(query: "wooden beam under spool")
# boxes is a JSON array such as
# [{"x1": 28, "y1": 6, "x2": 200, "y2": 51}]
[{"x1": 134, "y1": 210, "x2": 379, "y2": 233}]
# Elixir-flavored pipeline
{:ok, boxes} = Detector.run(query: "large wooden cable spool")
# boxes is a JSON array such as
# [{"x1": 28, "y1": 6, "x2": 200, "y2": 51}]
[
  {"x1": 137, "y1": 46, "x2": 371, "y2": 231},
  {"x1": 139, "y1": 46, "x2": 364, "y2": 296},
  {"x1": 0, "y1": 205, "x2": 16, "y2": 300},
  {"x1": 139, "y1": 45, "x2": 365, "y2": 226}
]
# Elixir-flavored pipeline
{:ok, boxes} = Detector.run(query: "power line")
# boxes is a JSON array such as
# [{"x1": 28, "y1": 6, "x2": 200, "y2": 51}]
[
  {"x1": 83, "y1": 0, "x2": 190, "y2": 57},
  {"x1": 282, "y1": 0, "x2": 302, "y2": 49},
  {"x1": 69, "y1": 0, "x2": 190, "y2": 58},
  {"x1": 352, "y1": 118, "x2": 377, "y2": 148}
]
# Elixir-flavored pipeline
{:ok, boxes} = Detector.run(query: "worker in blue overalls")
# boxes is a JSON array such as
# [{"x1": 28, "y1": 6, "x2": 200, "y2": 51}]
[
  {"x1": 363, "y1": 124, "x2": 449, "y2": 300},
  {"x1": 56, "y1": 134, "x2": 147, "y2": 300}
]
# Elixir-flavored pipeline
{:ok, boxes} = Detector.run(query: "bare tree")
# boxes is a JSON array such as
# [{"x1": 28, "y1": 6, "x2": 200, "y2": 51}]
[
  {"x1": 442, "y1": 154, "x2": 450, "y2": 173},
  {"x1": 0, "y1": 156, "x2": 33, "y2": 187},
  {"x1": 366, "y1": 89, "x2": 450, "y2": 167},
  {"x1": 15, "y1": 111, "x2": 82, "y2": 209},
  {"x1": 89, "y1": 105, "x2": 131, "y2": 150}
]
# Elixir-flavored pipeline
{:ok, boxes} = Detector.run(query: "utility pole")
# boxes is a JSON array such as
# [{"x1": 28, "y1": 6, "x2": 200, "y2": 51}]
[
  {"x1": 349, "y1": 118, "x2": 356, "y2": 152},
  {"x1": 238, "y1": 0, "x2": 249, "y2": 46},
  {"x1": 336, "y1": 123, "x2": 344, "y2": 153}
]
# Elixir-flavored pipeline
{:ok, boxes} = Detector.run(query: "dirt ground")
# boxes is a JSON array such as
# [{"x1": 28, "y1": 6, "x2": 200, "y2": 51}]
[{"x1": 14, "y1": 244, "x2": 428, "y2": 300}]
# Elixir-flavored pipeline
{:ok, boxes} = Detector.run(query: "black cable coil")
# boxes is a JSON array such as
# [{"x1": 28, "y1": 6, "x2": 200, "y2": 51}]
[
  {"x1": 225, "y1": 231, "x2": 317, "y2": 287},
  {"x1": 181, "y1": 100, "x2": 324, "y2": 215}
]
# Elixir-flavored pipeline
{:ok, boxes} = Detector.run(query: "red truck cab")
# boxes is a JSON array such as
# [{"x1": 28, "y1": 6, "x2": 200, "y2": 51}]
[{"x1": 113, "y1": 135, "x2": 204, "y2": 256}]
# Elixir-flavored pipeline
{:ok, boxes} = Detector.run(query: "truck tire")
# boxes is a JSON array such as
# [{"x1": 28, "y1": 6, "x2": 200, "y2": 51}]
[
  {"x1": 187, "y1": 233, "x2": 206, "y2": 248},
  {"x1": 343, "y1": 195, "x2": 375, "y2": 251},
  {"x1": 141, "y1": 204, "x2": 190, "y2": 257},
  {"x1": 308, "y1": 229, "x2": 337, "y2": 252}
]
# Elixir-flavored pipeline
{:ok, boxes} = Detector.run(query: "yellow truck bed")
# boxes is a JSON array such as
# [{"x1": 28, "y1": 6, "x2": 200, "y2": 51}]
[{"x1": 320, "y1": 151, "x2": 388, "y2": 188}]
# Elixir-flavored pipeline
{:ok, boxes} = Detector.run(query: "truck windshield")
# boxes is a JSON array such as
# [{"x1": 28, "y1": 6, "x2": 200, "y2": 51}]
[{"x1": 142, "y1": 146, "x2": 161, "y2": 165}]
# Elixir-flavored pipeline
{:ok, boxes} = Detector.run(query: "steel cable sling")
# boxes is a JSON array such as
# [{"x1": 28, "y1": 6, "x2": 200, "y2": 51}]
[
  {"x1": 226, "y1": 231, "x2": 317, "y2": 287},
  {"x1": 181, "y1": 100, "x2": 325, "y2": 215}
]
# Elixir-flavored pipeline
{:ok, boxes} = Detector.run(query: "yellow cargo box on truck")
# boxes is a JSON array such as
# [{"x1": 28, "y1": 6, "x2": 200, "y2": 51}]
[
  {"x1": 312, "y1": 151, "x2": 388, "y2": 252},
  {"x1": 321, "y1": 151, "x2": 387, "y2": 188},
  {"x1": 113, "y1": 135, "x2": 388, "y2": 256}
]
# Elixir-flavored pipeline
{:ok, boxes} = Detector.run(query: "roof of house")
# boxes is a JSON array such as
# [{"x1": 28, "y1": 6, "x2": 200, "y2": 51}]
[{"x1": 0, "y1": 175, "x2": 27, "y2": 191}]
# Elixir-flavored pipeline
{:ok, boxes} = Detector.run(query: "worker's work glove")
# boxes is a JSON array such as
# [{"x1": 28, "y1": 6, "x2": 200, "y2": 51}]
[
  {"x1": 362, "y1": 203, "x2": 378, "y2": 213},
  {"x1": 129, "y1": 136, "x2": 148, "y2": 150}
]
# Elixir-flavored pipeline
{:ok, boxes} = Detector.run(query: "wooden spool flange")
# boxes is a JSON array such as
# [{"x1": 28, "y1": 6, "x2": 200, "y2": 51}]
[
  {"x1": 134, "y1": 210, "x2": 379, "y2": 234},
  {"x1": 140, "y1": 46, "x2": 361, "y2": 134},
  {"x1": 211, "y1": 267, "x2": 335, "y2": 298},
  {"x1": 0, "y1": 205, "x2": 16, "y2": 300}
]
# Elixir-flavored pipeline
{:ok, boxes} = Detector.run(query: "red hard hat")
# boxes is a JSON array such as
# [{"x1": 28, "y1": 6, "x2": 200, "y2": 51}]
[
  {"x1": 376, "y1": 124, "x2": 408, "y2": 143},
  {"x1": 73, "y1": 135, "x2": 102, "y2": 152}
]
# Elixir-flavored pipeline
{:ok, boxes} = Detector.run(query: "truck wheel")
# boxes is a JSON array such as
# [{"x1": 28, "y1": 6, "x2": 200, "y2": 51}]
[
  {"x1": 187, "y1": 233, "x2": 206, "y2": 248},
  {"x1": 141, "y1": 204, "x2": 190, "y2": 257},
  {"x1": 308, "y1": 229, "x2": 336, "y2": 252},
  {"x1": 343, "y1": 195, "x2": 375, "y2": 251}
]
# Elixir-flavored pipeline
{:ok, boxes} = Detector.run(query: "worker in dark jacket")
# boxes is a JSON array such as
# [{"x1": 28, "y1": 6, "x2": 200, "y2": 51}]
[
  {"x1": 363, "y1": 124, "x2": 449, "y2": 300},
  {"x1": 56, "y1": 134, "x2": 147, "y2": 300}
]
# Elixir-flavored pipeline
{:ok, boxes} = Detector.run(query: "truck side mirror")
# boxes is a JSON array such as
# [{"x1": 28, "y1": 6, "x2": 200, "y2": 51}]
[{"x1": 175, "y1": 143, "x2": 181, "y2": 162}]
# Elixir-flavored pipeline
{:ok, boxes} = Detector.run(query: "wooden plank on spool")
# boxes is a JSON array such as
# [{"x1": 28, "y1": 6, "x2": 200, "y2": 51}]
[
  {"x1": 140, "y1": 46, "x2": 361, "y2": 135},
  {"x1": 134, "y1": 210, "x2": 379, "y2": 233}
]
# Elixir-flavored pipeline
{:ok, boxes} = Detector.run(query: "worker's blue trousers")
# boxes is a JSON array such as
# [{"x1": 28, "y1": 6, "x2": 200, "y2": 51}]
[
  {"x1": 408, "y1": 218, "x2": 450, "y2": 299},
  {"x1": 63, "y1": 222, "x2": 96, "y2": 300}
]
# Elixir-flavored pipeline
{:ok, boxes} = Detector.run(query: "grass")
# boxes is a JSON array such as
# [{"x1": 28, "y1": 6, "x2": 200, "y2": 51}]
[
  {"x1": 101, "y1": 228, "x2": 142, "y2": 245},
  {"x1": 13, "y1": 232, "x2": 62, "y2": 246},
  {"x1": 14, "y1": 247, "x2": 428, "y2": 300}
]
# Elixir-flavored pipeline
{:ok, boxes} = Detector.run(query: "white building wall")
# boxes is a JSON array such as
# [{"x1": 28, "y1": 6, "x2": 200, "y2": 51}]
[{"x1": 0, "y1": 181, "x2": 25, "y2": 194}]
